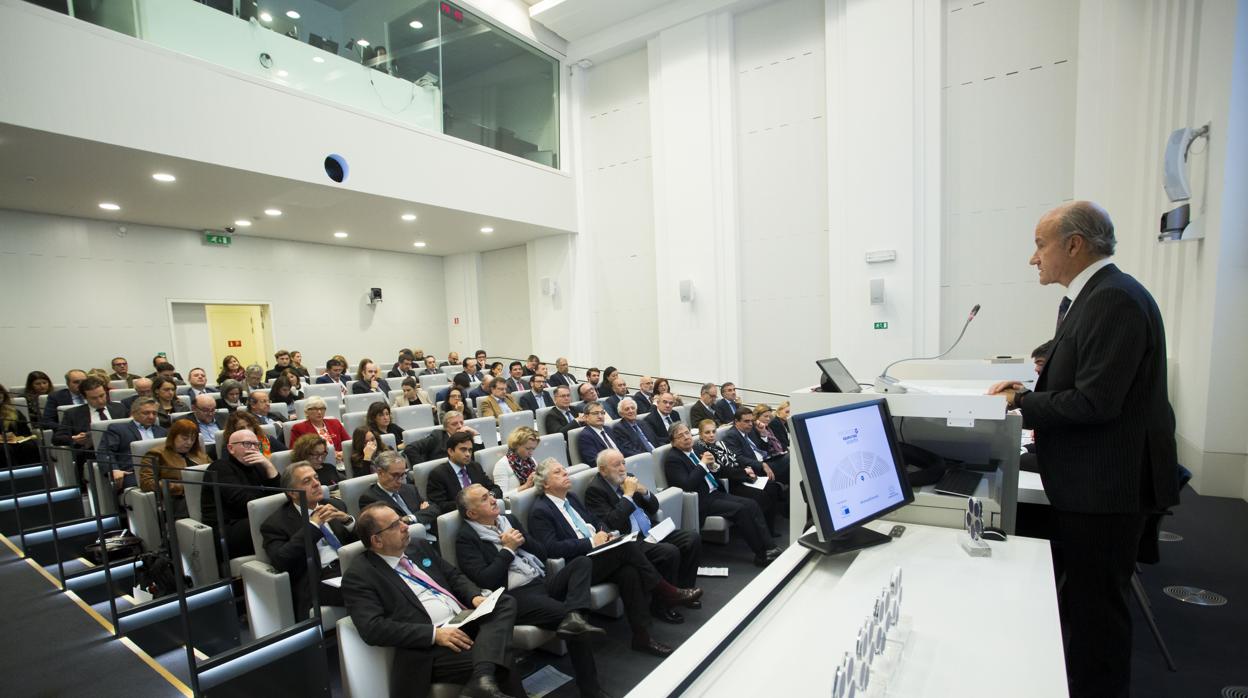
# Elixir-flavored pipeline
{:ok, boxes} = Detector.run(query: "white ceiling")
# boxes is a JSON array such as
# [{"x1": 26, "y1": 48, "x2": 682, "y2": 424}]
[
  {"x1": 0, "y1": 124, "x2": 568, "y2": 256},
  {"x1": 529, "y1": 0, "x2": 672, "y2": 42}
]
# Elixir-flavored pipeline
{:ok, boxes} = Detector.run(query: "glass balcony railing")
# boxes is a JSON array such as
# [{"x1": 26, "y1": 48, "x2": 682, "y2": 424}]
[{"x1": 45, "y1": 0, "x2": 560, "y2": 168}]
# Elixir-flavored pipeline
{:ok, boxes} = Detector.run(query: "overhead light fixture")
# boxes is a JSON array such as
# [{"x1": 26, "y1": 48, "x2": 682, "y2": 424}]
[
  {"x1": 264, "y1": 208, "x2": 282, "y2": 216},
  {"x1": 98, "y1": 202, "x2": 121, "y2": 211},
  {"x1": 151, "y1": 172, "x2": 176, "y2": 182},
  {"x1": 334, "y1": 231, "x2": 349, "y2": 238},
  {"x1": 276, "y1": 69, "x2": 288, "y2": 78},
  {"x1": 312, "y1": 56, "x2": 325, "y2": 63},
  {"x1": 356, "y1": 39, "x2": 370, "y2": 47},
  {"x1": 413, "y1": 241, "x2": 427, "y2": 248},
  {"x1": 286, "y1": 10, "x2": 300, "y2": 19},
  {"x1": 409, "y1": 20, "x2": 424, "y2": 29},
  {"x1": 480, "y1": 226, "x2": 494, "y2": 234},
  {"x1": 259, "y1": 11, "x2": 273, "y2": 22},
  {"x1": 401, "y1": 213, "x2": 417, "y2": 221},
  {"x1": 234, "y1": 219, "x2": 252, "y2": 227}
]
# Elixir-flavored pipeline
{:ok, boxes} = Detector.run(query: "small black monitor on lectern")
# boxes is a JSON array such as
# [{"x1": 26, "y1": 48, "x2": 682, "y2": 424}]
[
  {"x1": 792, "y1": 398, "x2": 914, "y2": 555},
  {"x1": 816, "y1": 357, "x2": 862, "y2": 393}
]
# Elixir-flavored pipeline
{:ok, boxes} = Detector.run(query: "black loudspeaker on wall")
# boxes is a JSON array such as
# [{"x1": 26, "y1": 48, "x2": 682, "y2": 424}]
[{"x1": 369, "y1": 288, "x2": 383, "y2": 304}]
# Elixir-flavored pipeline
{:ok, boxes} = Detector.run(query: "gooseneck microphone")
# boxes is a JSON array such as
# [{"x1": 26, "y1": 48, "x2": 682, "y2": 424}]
[{"x1": 873, "y1": 304, "x2": 981, "y2": 394}]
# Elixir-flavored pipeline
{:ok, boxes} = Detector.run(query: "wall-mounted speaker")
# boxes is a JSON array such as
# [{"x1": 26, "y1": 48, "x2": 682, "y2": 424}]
[
  {"x1": 679, "y1": 280, "x2": 695, "y2": 303},
  {"x1": 369, "y1": 287, "x2": 383, "y2": 305}
]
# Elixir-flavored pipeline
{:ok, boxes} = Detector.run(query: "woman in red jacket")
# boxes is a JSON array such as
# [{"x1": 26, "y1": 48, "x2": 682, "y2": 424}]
[{"x1": 289, "y1": 395, "x2": 349, "y2": 465}]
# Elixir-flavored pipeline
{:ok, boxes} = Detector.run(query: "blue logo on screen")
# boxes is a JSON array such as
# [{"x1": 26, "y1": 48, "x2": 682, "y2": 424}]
[
  {"x1": 840, "y1": 428, "x2": 860, "y2": 445},
  {"x1": 841, "y1": 506, "x2": 851, "y2": 516}
]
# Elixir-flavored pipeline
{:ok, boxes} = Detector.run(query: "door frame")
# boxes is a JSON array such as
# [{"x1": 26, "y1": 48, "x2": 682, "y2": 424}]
[{"x1": 166, "y1": 299, "x2": 276, "y2": 374}]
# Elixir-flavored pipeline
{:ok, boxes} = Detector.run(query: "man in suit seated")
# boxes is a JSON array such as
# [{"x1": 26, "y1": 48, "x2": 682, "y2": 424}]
[
  {"x1": 108, "y1": 357, "x2": 141, "y2": 387},
  {"x1": 153, "y1": 362, "x2": 183, "y2": 384},
  {"x1": 576, "y1": 403, "x2": 621, "y2": 468},
  {"x1": 643, "y1": 393, "x2": 681, "y2": 438},
  {"x1": 543, "y1": 386, "x2": 584, "y2": 436},
  {"x1": 478, "y1": 379, "x2": 521, "y2": 425},
  {"x1": 528, "y1": 459, "x2": 700, "y2": 656},
  {"x1": 576, "y1": 382, "x2": 599, "y2": 405},
  {"x1": 54, "y1": 376, "x2": 125, "y2": 454},
  {"x1": 201, "y1": 428, "x2": 281, "y2": 557},
  {"x1": 388, "y1": 354, "x2": 418, "y2": 380},
  {"x1": 548, "y1": 357, "x2": 578, "y2": 389},
  {"x1": 358, "y1": 450, "x2": 441, "y2": 532},
  {"x1": 419, "y1": 355, "x2": 442, "y2": 376},
  {"x1": 517, "y1": 373, "x2": 551, "y2": 413},
  {"x1": 438, "y1": 351, "x2": 460, "y2": 368},
  {"x1": 120, "y1": 377, "x2": 153, "y2": 412},
  {"x1": 265, "y1": 350, "x2": 293, "y2": 381},
  {"x1": 342, "y1": 503, "x2": 525, "y2": 698},
  {"x1": 602, "y1": 377, "x2": 632, "y2": 419},
  {"x1": 145, "y1": 355, "x2": 184, "y2": 382},
  {"x1": 584, "y1": 368, "x2": 601, "y2": 390},
  {"x1": 663, "y1": 423, "x2": 781, "y2": 567},
  {"x1": 43, "y1": 369, "x2": 87, "y2": 426},
  {"x1": 504, "y1": 362, "x2": 528, "y2": 393},
  {"x1": 455, "y1": 484, "x2": 608, "y2": 698},
  {"x1": 609, "y1": 398, "x2": 661, "y2": 458},
  {"x1": 185, "y1": 367, "x2": 216, "y2": 401},
  {"x1": 456, "y1": 357, "x2": 485, "y2": 386},
  {"x1": 187, "y1": 394, "x2": 226, "y2": 457},
  {"x1": 101, "y1": 397, "x2": 168, "y2": 488},
  {"x1": 721, "y1": 408, "x2": 789, "y2": 485},
  {"x1": 352, "y1": 359, "x2": 392, "y2": 395},
  {"x1": 426, "y1": 431, "x2": 503, "y2": 514},
  {"x1": 585, "y1": 449, "x2": 702, "y2": 621},
  {"x1": 404, "y1": 411, "x2": 483, "y2": 465},
  {"x1": 688, "y1": 383, "x2": 720, "y2": 427},
  {"x1": 633, "y1": 376, "x2": 656, "y2": 414},
  {"x1": 315, "y1": 358, "x2": 350, "y2": 396},
  {"x1": 261, "y1": 461, "x2": 356, "y2": 617},
  {"x1": 714, "y1": 382, "x2": 742, "y2": 425},
  {"x1": 248, "y1": 390, "x2": 286, "y2": 425}
]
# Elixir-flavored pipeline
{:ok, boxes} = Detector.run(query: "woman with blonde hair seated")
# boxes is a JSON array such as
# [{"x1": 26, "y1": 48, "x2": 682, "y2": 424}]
[
  {"x1": 139, "y1": 419, "x2": 210, "y2": 520},
  {"x1": 493, "y1": 426, "x2": 540, "y2": 493}
]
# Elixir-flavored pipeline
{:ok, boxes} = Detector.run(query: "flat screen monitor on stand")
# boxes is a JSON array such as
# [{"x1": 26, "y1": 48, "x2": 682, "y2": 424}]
[
  {"x1": 816, "y1": 357, "x2": 862, "y2": 393},
  {"x1": 792, "y1": 398, "x2": 915, "y2": 555}
]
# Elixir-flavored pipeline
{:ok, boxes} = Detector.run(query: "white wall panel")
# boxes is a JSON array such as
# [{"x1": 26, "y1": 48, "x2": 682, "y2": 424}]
[{"x1": 480, "y1": 245, "x2": 534, "y2": 359}]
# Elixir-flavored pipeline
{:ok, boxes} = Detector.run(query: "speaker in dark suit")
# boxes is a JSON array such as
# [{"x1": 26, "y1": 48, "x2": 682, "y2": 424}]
[
  {"x1": 990, "y1": 203, "x2": 1180, "y2": 698},
  {"x1": 342, "y1": 508, "x2": 523, "y2": 698},
  {"x1": 584, "y1": 468, "x2": 701, "y2": 590},
  {"x1": 261, "y1": 485, "x2": 355, "y2": 619}
]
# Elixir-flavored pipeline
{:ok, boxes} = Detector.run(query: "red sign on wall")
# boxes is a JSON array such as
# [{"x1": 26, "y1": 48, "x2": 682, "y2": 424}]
[
  {"x1": 228, "y1": 340, "x2": 242, "y2": 347},
  {"x1": 453, "y1": 317, "x2": 460, "y2": 325}
]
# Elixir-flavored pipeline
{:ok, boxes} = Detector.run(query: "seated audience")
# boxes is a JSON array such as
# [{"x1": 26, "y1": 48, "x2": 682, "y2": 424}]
[
  {"x1": 504, "y1": 362, "x2": 528, "y2": 393},
  {"x1": 201, "y1": 428, "x2": 281, "y2": 557},
  {"x1": 654, "y1": 378, "x2": 683, "y2": 407},
  {"x1": 585, "y1": 449, "x2": 703, "y2": 613},
  {"x1": 548, "y1": 357, "x2": 577, "y2": 389},
  {"x1": 419, "y1": 355, "x2": 441, "y2": 376},
  {"x1": 316, "y1": 358, "x2": 351, "y2": 396},
  {"x1": 721, "y1": 408, "x2": 789, "y2": 485},
  {"x1": 576, "y1": 403, "x2": 620, "y2": 467},
  {"x1": 439, "y1": 351, "x2": 460, "y2": 368},
  {"x1": 367, "y1": 402, "x2": 406, "y2": 450},
  {"x1": 696, "y1": 419, "x2": 785, "y2": 534},
  {"x1": 217, "y1": 354, "x2": 245, "y2": 384},
  {"x1": 610, "y1": 398, "x2": 661, "y2": 457},
  {"x1": 43, "y1": 369, "x2": 87, "y2": 425},
  {"x1": 689, "y1": 383, "x2": 720, "y2": 427},
  {"x1": 274, "y1": 371, "x2": 304, "y2": 405},
  {"x1": 357, "y1": 450, "x2": 440, "y2": 531},
  {"x1": 288, "y1": 350, "x2": 311, "y2": 379},
  {"x1": 633, "y1": 375, "x2": 656, "y2": 414},
  {"x1": 261, "y1": 461, "x2": 357, "y2": 617},
  {"x1": 243, "y1": 364, "x2": 266, "y2": 392},
  {"x1": 225, "y1": 408, "x2": 284, "y2": 455},
  {"x1": 468, "y1": 375, "x2": 493, "y2": 402},
  {"x1": 290, "y1": 396, "x2": 349, "y2": 463},
  {"x1": 488, "y1": 362, "x2": 505, "y2": 380},
  {"x1": 1032, "y1": 339, "x2": 1055, "y2": 375},
  {"x1": 291, "y1": 433, "x2": 340, "y2": 488},
  {"x1": 186, "y1": 394, "x2": 226, "y2": 456},
  {"x1": 439, "y1": 386, "x2": 476, "y2": 423},
  {"x1": 518, "y1": 373, "x2": 551, "y2": 412},
  {"x1": 352, "y1": 358, "x2": 391, "y2": 395},
  {"x1": 771, "y1": 400, "x2": 792, "y2": 451},
  {"x1": 108, "y1": 357, "x2": 141, "y2": 387},
  {"x1": 154, "y1": 362, "x2": 181, "y2": 383},
  {"x1": 426, "y1": 431, "x2": 502, "y2": 513},
  {"x1": 215, "y1": 380, "x2": 245, "y2": 412},
  {"x1": 665, "y1": 422, "x2": 781, "y2": 567},
  {"x1": 544, "y1": 385, "x2": 584, "y2": 436},
  {"x1": 146, "y1": 355, "x2": 184, "y2": 382},
  {"x1": 121, "y1": 377, "x2": 153, "y2": 411},
  {"x1": 603, "y1": 376, "x2": 632, "y2": 419},
  {"x1": 597, "y1": 367, "x2": 619, "y2": 399},
  {"x1": 53, "y1": 376, "x2": 125, "y2": 476},
  {"x1": 492, "y1": 427, "x2": 539, "y2": 493},
  {"x1": 456, "y1": 357, "x2": 485, "y2": 385},
  {"x1": 341, "y1": 503, "x2": 526, "y2": 698},
  {"x1": 528, "y1": 458, "x2": 698, "y2": 656},
  {"x1": 404, "y1": 410, "x2": 482, "y2": 465},
  {"x1": 101, "y1": 397, "x2": 168, "y2": 487},
  {"x1": 151, "y1": 376, "x2": 182, "y2": 428},
  {"x1": 524, "y1": 355, "x2": 542, "y2": 377},
  {"x1": 455, "y1": 484, "x2": 607, "y2": 698},
  {"x1": 752, "y1": 404, "x2": 788, "y2": 458},
  {"x1": 349, "y1": 426, "x2": 385, "y2": 479},
  {"x1": 248, "y1": 390, "x2": 285, "y2": 425},
  {"x1": 388, "y1": 354, "x2": 417, "y2": 380},
  {"x1": 714, "y1": 382, "x2": 743, "y2": 425},
  {"x1": 585, "y1": 367, "x2": 601, "y2": 389},
  {"x1": 392, "y1": 376, "x2": 433, "y2": 409},
  {"x1": 23, "y1": 370, "x2": 53, "y2": 417},
  {"x1": 478, "y1": 379, "x2": 520, "y2": 424},
  {"x1": 266, "y1": 349, "x2": 293, "y2": 381},
  {"x1": 185, "y1": 367, "x2": 216, "y2": 401},
  {"x1": 139, "y1": 419, "x2": 209, "y2": 520},
  {"x1": 643, "y1": 392, "x2": 681, "y2": 438},
  {"x1": 0, "y1": 384, "x2": 41, "y2": 467},
  {"x1": 576, "y1": 382, "x2": 599, "y2": 404}
]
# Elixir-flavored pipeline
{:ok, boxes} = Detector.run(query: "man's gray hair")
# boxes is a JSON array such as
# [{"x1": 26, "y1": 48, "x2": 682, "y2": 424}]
[
  {"x1": 246, "y1": 363, "x2": 264, "y2": 377},
  {"x1": 1056, "y1": 201, "x2": 1116, "y2": 257},
  {"x1": 595, "y1": 448, "x2": 623, "y2": 470},
  {"x1": 532, "y1": 457, "x2": 562, "y2": 493},
  {"x1": 618, "y1": 397, "x2": 636, "y2": 412},
  {"x1": 700, "y1": 382, "x2": 716, "y2": 396},
  {"x1": 442, "y1": 409, "x2": 462, "y2": 423},
  {"x1": 373, "y1": 449, "x2": 407, "y2": 472},
  {"x1": 248, "y1": 390, "x2": 269, "y2": 406},
  {"x1": 130, "y1": 396, "x2": 158, "y2": 416},
  {"x1": 281, "y1": 460, "x2": 315, "y2": 490}
]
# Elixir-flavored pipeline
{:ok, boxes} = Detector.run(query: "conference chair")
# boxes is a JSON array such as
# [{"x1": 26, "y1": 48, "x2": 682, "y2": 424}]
[
  {"x1": 342, "y1": 411, "x2": 368, "y2": 436},
  {"x1": 109, "y1": 380, "x2": 129, "y2": 390},
  {"x1": 410, "y1": 458, "x2": 445, "y2": 500},
  {"x1": 473, "y1": 445, "x2": 508, "y2": 488},
  {"x1": 533, "y1": 433, "x2": 569, "y2": 470},
  {"x1": 269, "y1": 450, "x2": 295, "y2": 476},
  {"x1": 295, "y1": 398, "x2": 341, "y2": 420},
  {"x1": 175, "y1": 465, "x2": 225, "y2": 586},
  {"x1": 344, "y1": 393, "x2": 387, "y2": 415},
  {"x1": 675, "y1": 405, "x2": 692, "y2": 426},
  {"x1": 338, "y1": 474, "x2": 378, "y2": 517},
  {"x1": 465, "y1": 416, "x2": 500, "y2": 448},
  {"x1": 111, "y1": 388, "x2": 137, "y2": 404},
  {"x1": 566, "y1": 426, "x2": 586, "y2": 467},
  {"x1": 401, "y1": 425, "x2": 440, "y2": 448},
  {"x1": 392, "y1": 404, "x2": 435, "y2": 430},
  {"x1": 498, "y1": 410, "x2": 532, "y2": 442},
  {"x1": 534, "y1": 406, "x2": 555, "y2": 436},
  {"x1": 418, "y1": 373, "x2": 448, "y2": 391},
  {"x1": 301, "y1": 383, "x2": 343, "y2": 400}
]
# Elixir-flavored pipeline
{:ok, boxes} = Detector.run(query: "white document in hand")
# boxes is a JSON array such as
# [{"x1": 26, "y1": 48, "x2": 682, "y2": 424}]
[
  {"x1": 587, "y1": 531, "x2": 638, "y2": 556},
  {"x1": 644, "y1": 517, "x2": 676, "y2": 544},
  {"x1": 442, "y1": 587, "x2": 505, "y2": 628},
  {"x1": 743, "y1": 476, "x2": 770, "y2": 490}
]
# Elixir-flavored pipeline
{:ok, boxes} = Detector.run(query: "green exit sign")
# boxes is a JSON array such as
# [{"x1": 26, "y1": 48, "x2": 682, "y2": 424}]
[
  {"x1": 203, "y1": 231, "x2": 232, "y2": 247},
  {"x1": 874, "y1": 321, "x2": 889, "y2": 330}
]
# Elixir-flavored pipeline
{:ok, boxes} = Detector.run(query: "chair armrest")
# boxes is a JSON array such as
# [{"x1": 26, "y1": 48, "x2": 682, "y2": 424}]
[
  {"x1": 242, "y1": 560, "x2": 295, "y2": 640},
  {"x1": 679, "y1": 492, "x2": 700, "y2": 532},
  {"x1": 175, "y1": 518, "x2": 221, "y2": 587}
]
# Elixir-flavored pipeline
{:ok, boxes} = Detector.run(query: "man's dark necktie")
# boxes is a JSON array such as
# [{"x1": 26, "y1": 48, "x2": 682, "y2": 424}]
[
  {"x1": 1056, "y1": 296, "x2": 1072, "y2": 330},
  {"x1": 97, "y1": 408, "x2": 107, "y2": 420}
]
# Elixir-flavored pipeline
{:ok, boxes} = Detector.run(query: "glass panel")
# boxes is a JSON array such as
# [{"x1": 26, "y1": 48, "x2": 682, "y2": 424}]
[{"x1": 38, "y1": 0, "x2": 561, "y2": 166}]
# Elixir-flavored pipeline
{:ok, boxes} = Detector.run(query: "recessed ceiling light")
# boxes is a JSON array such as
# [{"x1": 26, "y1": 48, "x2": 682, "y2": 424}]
[
  {"x1": 334, "y1": 231, "x2": 349, "y2": 238},
  {"x1": 286, "y1": 10, "x2": 300, "y2": 19},
  {"x1": 259, "y1": 11, "x2": 273, "y2": 22},
  {"x1": 276, "y1": 69, "x2": 288, "y2": 78},
  {"x1": 356, "y1": 39, "x2": 370, "y2": 47},
  {"x1": 413, "y1": 241, "x2": 427, "y2": 248},
  {"x1": 152, "y1": 172, "x2": 176, "y2": 183},
  {"x1": 234, "y1": 219, "x2": 252, "y2": 227},
  {"x1": 312, "y1": 56, "x2": 325, "y2": 63},
  {"x1": 98, "y1": 202, "x2": 121, "y2": 211},
  {"x1": 480, "y1": 226, "x2": 494, "y2": 234},
  {"x1": 264, "y1": 208, "x2": 282, "y2": 216},
  {"x1": 409, "y1": 20, "x2": 424, "y2": 29},
  {"x1": 401, "y1": 213, "x2": 417, "y2": 221}
]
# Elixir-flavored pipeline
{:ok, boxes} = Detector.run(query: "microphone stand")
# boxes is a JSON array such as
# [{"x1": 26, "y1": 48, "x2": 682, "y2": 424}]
[{"x1": 873, "y1": 305, "x2": 981, "y2": 394}]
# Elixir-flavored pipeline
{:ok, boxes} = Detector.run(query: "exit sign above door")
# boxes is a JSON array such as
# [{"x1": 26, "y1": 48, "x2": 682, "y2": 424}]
[{"x1": 203, "y1": 231, "x2": 232, "y2": 246}]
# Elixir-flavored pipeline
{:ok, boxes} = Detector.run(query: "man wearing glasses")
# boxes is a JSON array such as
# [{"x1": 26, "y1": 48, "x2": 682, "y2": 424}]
[
  {"x1": 201, "y1": 429, "x2": 280, "y2": 557},
  {"x1": 108, "y1": 357, "x2": 141, "y2": 388},
  {"x1": 186, "y1": 394, "x2": 226, "y2": 457},
  {"x1": 358, "y1": 450, "x2": 441, "y2": 532},
  {"x1": 575, "y1": 404, "x2": 618, "y2": 468}
]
